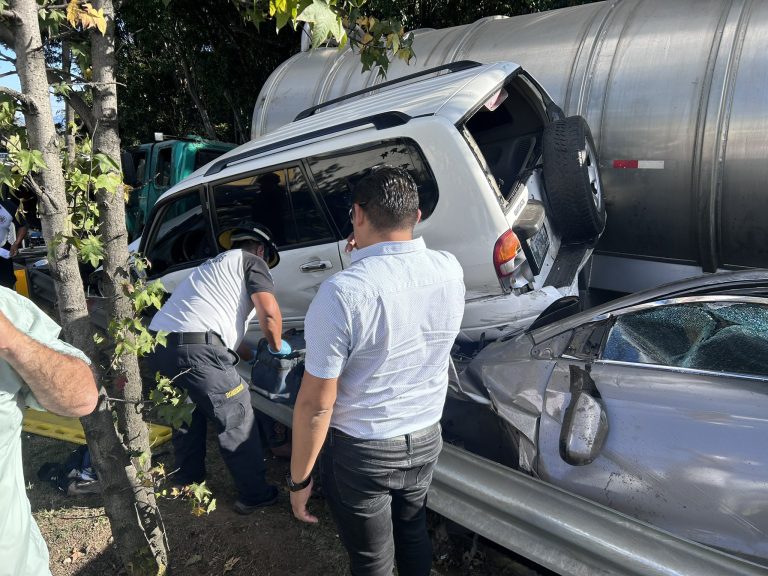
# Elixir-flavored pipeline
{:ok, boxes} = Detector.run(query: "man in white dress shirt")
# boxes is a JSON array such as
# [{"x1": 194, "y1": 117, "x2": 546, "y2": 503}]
[{"x1": 288, "y1": 166, "x2": 465, "y2": 576}]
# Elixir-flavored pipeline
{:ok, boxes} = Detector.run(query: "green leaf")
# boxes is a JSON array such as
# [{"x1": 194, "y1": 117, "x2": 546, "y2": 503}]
[
  {"x1": 94, "y1": 172, "x2": 122, "y2": 193},
  {"x1": 79, "y1": 234, "x2": 105, "y2": 267},
  {"x1": 93, "y1": 152, "x2": 121, "y2": 173},
  {"x1": 297, "y1": 0, "x2": 346, "y2": 49},
  {"x1": 11, "y1": 148, "x2": 47, "y2": 176}
]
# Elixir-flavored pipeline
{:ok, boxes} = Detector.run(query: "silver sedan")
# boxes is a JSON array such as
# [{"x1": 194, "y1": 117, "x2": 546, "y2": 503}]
[{"x1": 455, "y1": 270, "x2": 768, "y2": 565}]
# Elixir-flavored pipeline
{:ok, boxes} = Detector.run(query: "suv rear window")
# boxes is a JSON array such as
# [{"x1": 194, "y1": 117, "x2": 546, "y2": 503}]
[
  {"x1": 307, "y1": 138, "x2": 438, "y2": 238},
  {"x1": 463, "y1": 75, "x2": 547, "y2": 201}
]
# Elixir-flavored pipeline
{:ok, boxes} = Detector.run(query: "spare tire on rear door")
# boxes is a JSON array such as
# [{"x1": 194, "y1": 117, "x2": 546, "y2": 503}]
[{"x1": 542, "y1": 115, "x2": 606, "y2": 244}]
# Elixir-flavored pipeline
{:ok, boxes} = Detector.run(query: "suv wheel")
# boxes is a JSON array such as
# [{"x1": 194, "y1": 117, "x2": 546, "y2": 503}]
[{"x1": 542, "y1": 116, "x2": 606, "y2": 243}]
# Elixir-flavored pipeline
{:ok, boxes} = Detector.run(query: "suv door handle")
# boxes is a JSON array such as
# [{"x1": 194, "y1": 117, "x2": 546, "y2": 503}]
[{"x1": 300, "y1": 260, "x2": 333, "y2": 273}]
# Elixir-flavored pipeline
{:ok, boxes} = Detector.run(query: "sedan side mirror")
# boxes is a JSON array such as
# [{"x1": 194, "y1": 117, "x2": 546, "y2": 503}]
[{"x1": 559, "y1": 365, "x2": 609, "y2": 466}]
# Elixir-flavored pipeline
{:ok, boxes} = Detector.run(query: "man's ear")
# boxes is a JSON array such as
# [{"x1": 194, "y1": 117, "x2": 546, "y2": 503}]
[{"x1": 416, "y1": 208, "x2": 422, "y2": 224}]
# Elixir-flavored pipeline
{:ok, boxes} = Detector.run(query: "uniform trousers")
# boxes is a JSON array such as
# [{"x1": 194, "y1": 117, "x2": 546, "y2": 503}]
[{"x1": 146, "y1": 332, "x2": 273, "y2": 504}]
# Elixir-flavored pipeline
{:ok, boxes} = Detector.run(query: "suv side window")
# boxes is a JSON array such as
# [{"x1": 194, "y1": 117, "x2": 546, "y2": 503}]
[
  {"x1": 601, "y1": 301, "x2": 768, "y2": 377},
  {"x1": 307, "y1": 138, "x2": 438, "y2": 238},
  {"x1": 145, "y1": 188, "x2": 215, "y2": 277},
  {"x1": 211, "y1": 166, "x2": 333, "y2": 249}
]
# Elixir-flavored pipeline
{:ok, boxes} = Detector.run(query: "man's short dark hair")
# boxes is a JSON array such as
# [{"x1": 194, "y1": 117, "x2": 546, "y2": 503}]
[{"x1": 352, "y1": 166, "x2": 419, "y2": 232}]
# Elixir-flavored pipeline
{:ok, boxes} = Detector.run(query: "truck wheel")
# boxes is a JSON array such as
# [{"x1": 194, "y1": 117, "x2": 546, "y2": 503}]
[{"x1": 542, "y1": 116, "x2": 606, "y2": 244}]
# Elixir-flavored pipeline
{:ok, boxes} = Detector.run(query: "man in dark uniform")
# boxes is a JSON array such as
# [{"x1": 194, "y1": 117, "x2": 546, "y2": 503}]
[
  {"x1": 146, "y1": 221, "x2": 291, "y2": 513},
  {"x1": 0, "y1": 195, "x2": 28, "y2": 289}
]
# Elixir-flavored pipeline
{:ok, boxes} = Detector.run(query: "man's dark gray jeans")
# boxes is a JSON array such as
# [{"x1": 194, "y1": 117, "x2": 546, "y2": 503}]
[{"x1": 321, "y1": 422, "x2": 442, "y2": 576}]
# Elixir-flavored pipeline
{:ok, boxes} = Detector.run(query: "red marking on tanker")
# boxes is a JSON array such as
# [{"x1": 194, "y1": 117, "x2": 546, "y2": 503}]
[{"x1": 613, "y1": 160, "x2": 665, "y2": 169}]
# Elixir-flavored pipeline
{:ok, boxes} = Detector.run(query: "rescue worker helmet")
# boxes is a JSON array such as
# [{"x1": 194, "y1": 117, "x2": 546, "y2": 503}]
[{"x1": 218, "y1": 221, "x2": 280, "y2": 268}]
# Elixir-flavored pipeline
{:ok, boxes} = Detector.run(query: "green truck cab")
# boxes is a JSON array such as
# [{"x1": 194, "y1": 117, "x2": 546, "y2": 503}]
[{"x1": 123, "y1": 136, "x2": 235, "y2": 240}]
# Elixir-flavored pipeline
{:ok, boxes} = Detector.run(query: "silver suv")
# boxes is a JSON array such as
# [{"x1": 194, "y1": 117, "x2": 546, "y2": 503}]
[{"x1": 138, "y1": 61, "x2": 605, "y2": 344}]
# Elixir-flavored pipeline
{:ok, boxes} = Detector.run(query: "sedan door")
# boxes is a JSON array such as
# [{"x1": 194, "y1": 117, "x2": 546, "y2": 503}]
[{"x1": 535, "y1": 299, "x2": 768, "y2": 562}]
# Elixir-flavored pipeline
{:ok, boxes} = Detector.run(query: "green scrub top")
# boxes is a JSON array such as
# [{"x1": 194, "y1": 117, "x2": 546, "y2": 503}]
[{"x1": 0, "y1": 287, "x2": 90, "y2": 576}]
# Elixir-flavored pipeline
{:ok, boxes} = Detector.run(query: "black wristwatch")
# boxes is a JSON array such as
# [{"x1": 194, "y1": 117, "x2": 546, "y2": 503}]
[{"x1": 286, "y1": 473, "x2": 311, "y2": 492}]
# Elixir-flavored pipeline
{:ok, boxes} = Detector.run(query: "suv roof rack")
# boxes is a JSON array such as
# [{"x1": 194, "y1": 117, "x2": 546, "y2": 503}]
[
  {"x1": 205, "y1": 111, "x2": 410, "y2": 177},
  {"x1": 293, "y1": 60, "x2": 483, "y2": 122}
]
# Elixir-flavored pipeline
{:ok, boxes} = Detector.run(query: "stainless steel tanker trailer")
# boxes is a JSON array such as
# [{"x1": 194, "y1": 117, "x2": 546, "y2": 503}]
[{"x1": 252, "y1": 0, "x2": 768, "y2": 294}]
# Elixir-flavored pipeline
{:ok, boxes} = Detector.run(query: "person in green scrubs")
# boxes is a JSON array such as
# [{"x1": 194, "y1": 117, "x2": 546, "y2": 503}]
[{"x1": 0, "y1": 287, "x2": 97, "y2": 575}]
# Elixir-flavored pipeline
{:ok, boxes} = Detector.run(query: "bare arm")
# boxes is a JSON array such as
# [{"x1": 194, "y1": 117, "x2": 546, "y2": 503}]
[
  {"x1": 0, "y1": 311, "x2": 97, "y2": 417},
  {"x1": 290, "y1": 371, "x2": 338, "y2": 523},
  {"x1": 10, "y1": 225, "x2": 27, "y2": 257},
  {"x1": 250, "y1": 290, "x2": 282, "y2": 351}
]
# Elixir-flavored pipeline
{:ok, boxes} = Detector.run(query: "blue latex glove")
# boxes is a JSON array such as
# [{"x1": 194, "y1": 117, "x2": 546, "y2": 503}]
[{"x1": 268, "y1": 339, "x2": 292, "y2": 356}]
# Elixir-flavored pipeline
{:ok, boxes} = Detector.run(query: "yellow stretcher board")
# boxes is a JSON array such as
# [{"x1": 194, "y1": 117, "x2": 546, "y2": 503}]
[
  {"x1": 14, "y1": 268, "x2": 29, "y2": 298},
  {"x1": 23, "y1": 409, "x2": 173, "y2": 446}
]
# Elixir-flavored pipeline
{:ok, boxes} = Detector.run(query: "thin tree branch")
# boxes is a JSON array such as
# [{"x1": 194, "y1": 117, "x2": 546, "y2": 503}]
[
  {"x1": 0, "y1": 85, "x2": 38, "y2": 112},
  {"x1": 0, "y1": 22, "x2": 14, "y2": 47},
  {"x1": 0, "y1": 9, "x2": 20, "y2": 21},
  {"x1": 44, "y1": 27, "x2": 86, "y2": 44},
  {"x1": 47, "y1": 66, "x2": 90, "y2": 85},
  {"x1": 63, "y1": 90, "x2": 97, "y2": 134},
  {"x1": 24, "y1": 174, "x2": 61, "y2": 213},
  {"x1": 0, "y1": 49, "x2": 15, "y2": 63},
  {"x1": 48, "y1": 67, "x2": 127, "y2": 88}
]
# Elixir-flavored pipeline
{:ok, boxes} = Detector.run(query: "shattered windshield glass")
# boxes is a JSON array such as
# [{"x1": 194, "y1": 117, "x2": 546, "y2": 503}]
[{"x1": 601, "y1": 301, "x2": 768, "y2": 377}]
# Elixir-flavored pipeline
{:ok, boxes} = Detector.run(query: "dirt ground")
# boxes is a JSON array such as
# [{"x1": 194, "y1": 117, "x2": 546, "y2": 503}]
[{"x1": 22, "y1": 431, "x2": 549, "y2": 576}]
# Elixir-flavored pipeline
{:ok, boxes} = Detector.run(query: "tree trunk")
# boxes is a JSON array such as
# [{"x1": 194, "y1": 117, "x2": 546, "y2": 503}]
[
  {"x1": 9, "y1": 3, "x2": 86, "y2": 346},
  {"x1": 90, "y1": 0, "x2": 168, "y2": 572},
  {"x1": 10, "y1": 1, "x2": 168, "y2": 574},
  {"x1": 62, "y1": 43, "x2": 76, "y2": 169},
  {"x1": 177, "y1": 50, "x2": 217, "y2": 139}
]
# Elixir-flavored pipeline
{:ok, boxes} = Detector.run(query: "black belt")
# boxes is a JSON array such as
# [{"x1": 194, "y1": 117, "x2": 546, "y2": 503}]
[{"x1": 165, "y1": 331, "x2": 225, "y2": 347}]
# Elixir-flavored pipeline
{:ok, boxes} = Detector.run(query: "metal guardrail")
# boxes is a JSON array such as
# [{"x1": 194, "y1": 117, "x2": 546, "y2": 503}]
[{"x1": 249, "y1": 391, "x2": 768, "y2": 576}]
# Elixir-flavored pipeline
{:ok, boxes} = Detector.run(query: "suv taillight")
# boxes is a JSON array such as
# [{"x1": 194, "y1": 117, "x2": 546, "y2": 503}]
[{"x1": 493, "y1": 229, "x2": 523, "y2": 279}]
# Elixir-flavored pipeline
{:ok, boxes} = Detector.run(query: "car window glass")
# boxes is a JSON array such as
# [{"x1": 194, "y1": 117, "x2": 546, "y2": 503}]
[
  {"x1": 145, "y1": 189, "x2": 214, "y2": 277},
  {"x1": 307, "y1": 138, "x2": 438, "y2": 238},
  {"x1": 211, "y1": 167, "x2": 333, "y2": 249},
  {"x1": 132, "y1": 149, "x2": 147, "y2": 184},
  {"x1": 155, "y1": 147, "x2": 173, "y2": 188},
  {"x1": 602, "y1": 301, "x2": 768, "y2": 377},
  {"x1": 194, "y1": 148, "x2": 228, "y2": 171}
]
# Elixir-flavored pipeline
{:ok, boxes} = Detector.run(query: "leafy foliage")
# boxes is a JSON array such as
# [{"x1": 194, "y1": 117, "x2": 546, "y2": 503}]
[
  {"x1": 135, "y1": 451, "x2": 217, "y2": 516},
  {"x1": 65, "y1": 0, "x2": 107, "y2": 34},
  {"x1": 116, "y1": 0, "x2": 300, "y2": 144},
  {"x1": 149, "y1": 372, "x2": 195, "y2": 430}
]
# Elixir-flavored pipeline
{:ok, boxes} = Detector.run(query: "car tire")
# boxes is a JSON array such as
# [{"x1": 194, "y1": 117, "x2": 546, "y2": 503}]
[{"x1": 542, "y1": 116, "x2": 606, "y2": 244}]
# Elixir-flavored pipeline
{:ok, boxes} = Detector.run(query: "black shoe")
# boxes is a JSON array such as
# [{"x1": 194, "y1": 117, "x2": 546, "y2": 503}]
[{"x1": 233, "y1": 486, "x2": 280, "y2": 514}]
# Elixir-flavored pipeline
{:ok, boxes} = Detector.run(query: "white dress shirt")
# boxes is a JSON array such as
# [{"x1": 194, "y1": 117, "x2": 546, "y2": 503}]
[{"x1": 304, "y1": 237, "x2": 465, "y2": 439}]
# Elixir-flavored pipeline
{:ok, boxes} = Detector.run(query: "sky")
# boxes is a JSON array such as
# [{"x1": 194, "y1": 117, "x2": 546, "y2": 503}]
[
  {"x1": 0, "y1": 56, "x2": 21, "y2": 91},
  {"x1": 1, "y1": 49, "x2": 65, "y2": 122}
]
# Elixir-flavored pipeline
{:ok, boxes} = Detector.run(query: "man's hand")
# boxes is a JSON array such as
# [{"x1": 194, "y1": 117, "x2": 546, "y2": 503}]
[
  {"x1": 290, "y1": 478, "x2": 318, "y2": 524},
  {"x1": 9, "y1": 243, "x2": 19, "y2": 258}
]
